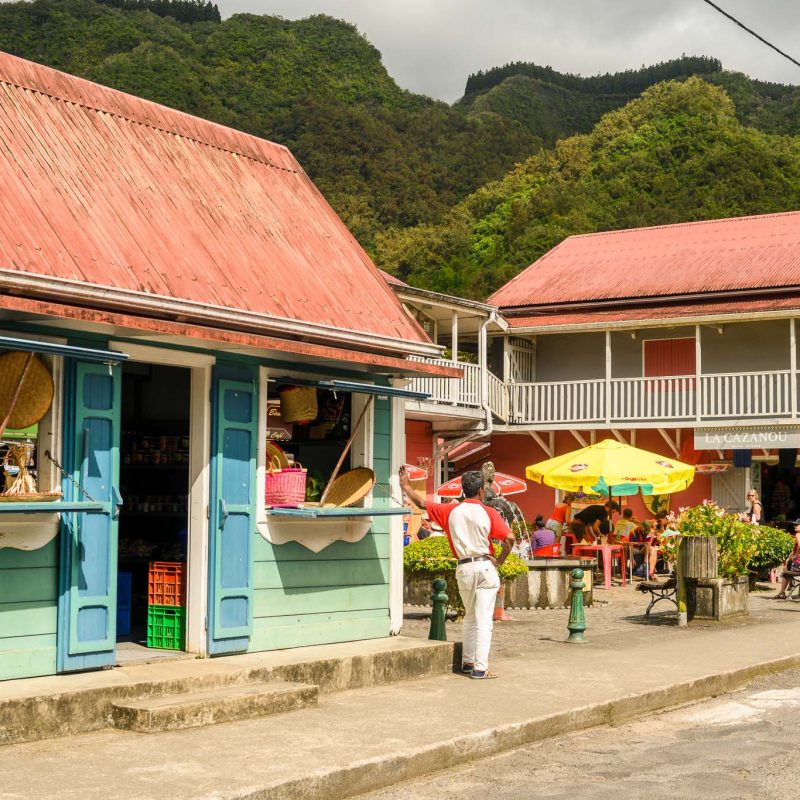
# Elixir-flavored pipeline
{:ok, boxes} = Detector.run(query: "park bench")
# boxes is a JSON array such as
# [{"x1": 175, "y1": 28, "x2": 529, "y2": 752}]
[{"x1": 637, "y1": 576, "x2": 677, "y2": 617}]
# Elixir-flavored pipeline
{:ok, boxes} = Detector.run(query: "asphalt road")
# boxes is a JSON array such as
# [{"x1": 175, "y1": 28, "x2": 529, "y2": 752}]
[{"x1": 360, "y1": 667, "x2": 800, "y2": 800}]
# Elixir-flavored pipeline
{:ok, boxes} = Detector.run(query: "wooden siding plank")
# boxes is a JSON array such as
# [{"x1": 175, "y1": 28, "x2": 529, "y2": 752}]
[
  {"x1": 253, "y1": 584, "x2": 390, "y2": 618},
  {"x1": 249, "y1": 611, "x2": 389, "y2": 653},
  {"x1": 0, "y1": 601, "x2": 57, "y2": 638},
  {"x1": 0, "y1": 540, "x2": 57, "y2": 569},
  {"x1": 0, "y1": 568, "x2": 57, "y2": 604},
  {"x1": 253, "y1": 558, "x2": 389, "y2": 590},
  {"x1": 0, "y1": 647, "x2": 57, "y2": 681},
  {"x1": 252, "y1": 532, "x2": 390, "y2": 563}
]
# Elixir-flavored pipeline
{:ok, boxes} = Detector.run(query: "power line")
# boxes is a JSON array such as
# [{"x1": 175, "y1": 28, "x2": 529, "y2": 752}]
[{"x1": 701, "y1": 0, "x2": 800, "y2": 70}]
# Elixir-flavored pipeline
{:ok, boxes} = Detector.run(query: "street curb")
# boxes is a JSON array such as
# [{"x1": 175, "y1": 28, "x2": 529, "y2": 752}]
[{"x1": 234, "y1": 651, "x2": 800, "y2": 800}]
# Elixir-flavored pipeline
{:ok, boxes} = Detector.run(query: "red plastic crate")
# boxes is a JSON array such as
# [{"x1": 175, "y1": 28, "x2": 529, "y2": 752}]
[{"x1": 148, "y1": 561, "x2": 186, "y2": 606}]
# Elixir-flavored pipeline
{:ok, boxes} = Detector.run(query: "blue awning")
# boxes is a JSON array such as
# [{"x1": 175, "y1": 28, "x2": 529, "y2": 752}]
[{"x1": 0, "y1": 336, "x2": 128, "y2": 364}]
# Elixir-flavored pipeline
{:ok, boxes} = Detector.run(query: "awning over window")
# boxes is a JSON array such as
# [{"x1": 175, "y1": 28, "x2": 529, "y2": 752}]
[
  {"x1": 0, "y1": 335, "x2": 128, "y2": 364},
  {"x1": 272, "y1": 376, "x2": 429, "y2": 400}
]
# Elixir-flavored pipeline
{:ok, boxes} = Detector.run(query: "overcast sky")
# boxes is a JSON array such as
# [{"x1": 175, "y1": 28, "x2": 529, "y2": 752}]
[{"x1": 215, "y1": 1, "x2": 800, "y2": 101}]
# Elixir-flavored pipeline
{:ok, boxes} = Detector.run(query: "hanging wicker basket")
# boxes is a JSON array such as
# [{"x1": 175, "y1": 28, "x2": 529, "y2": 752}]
[
  {"x1": 278, "y1": 386, "x2": 318, "y2": 425},
  {"x1": 0, "y1": 352, "x2": 54, "y2": 429},
  {"x1": 321, "y1": 467, "x2": 375, "y2": 508},
  {"x1": 264, "y1": 457, "x2": 307, "y2": 508}
]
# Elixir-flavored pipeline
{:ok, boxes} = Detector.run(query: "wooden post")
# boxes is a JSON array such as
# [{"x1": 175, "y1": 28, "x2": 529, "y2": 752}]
[
  {"x1": 791, "y1": 318, "x2": 797, "y2": 419},
  {"x1": 695, "y1": 324, "x2": 702, "y2": 421},
  {"x1": 604, "y1": 330, "x2": 611, "y2": 424},
  {"x1": 451, "y1": 310, "x2": 459, "y2": 405}
]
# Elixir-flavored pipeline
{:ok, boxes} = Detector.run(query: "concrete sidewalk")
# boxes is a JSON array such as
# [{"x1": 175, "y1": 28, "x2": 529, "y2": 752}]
[{"x1": 1, "y1": 589, "x2": 798, "y2": 800}]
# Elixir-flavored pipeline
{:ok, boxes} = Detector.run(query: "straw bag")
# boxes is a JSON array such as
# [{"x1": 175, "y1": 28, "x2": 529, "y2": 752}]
[
  {"x1": 321, "y1": 467, "x2": 375, "y2": 507},
  {"x1": 264, "y1": 457, "x2": 307, "y2": 507},
  {"x1": 278, "y1": 386, "x2": 318, "y2": 425}
]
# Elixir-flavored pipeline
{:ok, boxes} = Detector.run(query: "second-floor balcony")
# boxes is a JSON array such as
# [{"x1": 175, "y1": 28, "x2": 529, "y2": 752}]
[
  {"x1": 409, "y1": 362, "x2": 800, "y2": 428},
  {"x1": 509, "y1": 370, "x2": 796, "y2": 426}
]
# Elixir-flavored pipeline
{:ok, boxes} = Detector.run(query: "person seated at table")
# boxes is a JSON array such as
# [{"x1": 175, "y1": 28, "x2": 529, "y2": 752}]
[
  {"x1": 532, "y1": 515, "x2": 556, "y2": 552},
  {"x1": 771, "y1": 519, "x2": 800, "y2": 599},
  {"x1": 646, "y1": 514, "x2": 678, "y2": 577},
  {"x1": 571, "y1": 500, "x2": 620, "y2": 543},
  {"x1": 611, "y1": 507, "x2": 639, "y2": 542},
  {"x1": 631, "y1": 520, "x2": 650, "y2": 577}
]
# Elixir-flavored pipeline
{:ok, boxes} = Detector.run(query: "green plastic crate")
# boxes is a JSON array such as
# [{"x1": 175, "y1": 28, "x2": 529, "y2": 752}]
[{"x1": 147, "y1": 604, "x2": 186, "y2": 650}]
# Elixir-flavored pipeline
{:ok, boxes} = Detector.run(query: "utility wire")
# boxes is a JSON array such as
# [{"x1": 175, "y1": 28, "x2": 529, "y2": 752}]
[{"x1": 701, "y1": 0, "x2": 800, "y2": 70}]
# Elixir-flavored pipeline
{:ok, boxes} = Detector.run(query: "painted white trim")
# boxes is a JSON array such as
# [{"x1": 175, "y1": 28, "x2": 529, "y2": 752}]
[
  {"x1": 109, "y1": 341, "x2": 214, "y2": 368},
  {"x1": 111, "y1": 341, "x2": 213, "y2": 655},
  {"x1": 389, "y1": 395, "x2": 405, "y2": 635},
  {"x1": 186, "y1": 365, "x2": 212, "y2": 655}
]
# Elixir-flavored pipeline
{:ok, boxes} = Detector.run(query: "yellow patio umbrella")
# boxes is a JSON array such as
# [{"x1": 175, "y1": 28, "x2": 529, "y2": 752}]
[{"x1": 525, "y1": 438, "x2": 695, "y2": 497}]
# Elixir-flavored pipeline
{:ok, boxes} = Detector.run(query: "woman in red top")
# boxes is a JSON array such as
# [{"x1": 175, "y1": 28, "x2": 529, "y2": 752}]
[{"x1": 545, "y1": 493, "x2": 574, "y2": 540}]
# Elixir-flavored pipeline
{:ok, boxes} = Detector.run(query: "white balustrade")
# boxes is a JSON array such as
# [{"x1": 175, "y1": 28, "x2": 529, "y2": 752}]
[
  {"x1": 609, "y1": 376, "x2": 696, "y2": 421},
  {"x1": 407, "y1": 357, "x2": 481, "y2": 408},
  {"x1": 700, "y1": 371, "x2": 792, "y2": 418},
  {"x1": 487, "y1": 370, "x2": 509, "y2": 421},
  {"x1": 510, "y1": 380, "x2": 605, "y2": 424},
  {"x1": 409, "y1": 360, "x2": 797, "y2": 424}
]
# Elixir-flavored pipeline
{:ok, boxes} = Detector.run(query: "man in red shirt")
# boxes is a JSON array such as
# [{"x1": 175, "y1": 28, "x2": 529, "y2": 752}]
[{"x1": 400, "y1": 467, "x2": 514, "y2": 679}]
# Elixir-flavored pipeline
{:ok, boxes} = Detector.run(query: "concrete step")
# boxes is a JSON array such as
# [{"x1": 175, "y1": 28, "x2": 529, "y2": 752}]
[
  {"x1": 0, "y1": 638, "x2": 455, "y2": 746},
  {"x1": 111, "y1": 681, "x2": 318, "y2": 733}
]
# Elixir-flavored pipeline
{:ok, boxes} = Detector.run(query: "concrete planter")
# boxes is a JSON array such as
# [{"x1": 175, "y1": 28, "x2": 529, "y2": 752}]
[
  {"x1": 684, "y1": 575, "x2": 750, "y2": 621},
  {"x1": 404, "y1": 557, "x2": 594, "y2": 610}
]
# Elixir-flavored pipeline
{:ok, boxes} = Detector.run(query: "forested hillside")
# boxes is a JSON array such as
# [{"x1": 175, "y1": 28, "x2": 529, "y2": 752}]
[
  {"x1": 2, "y1": 1, "x2": 800, "y2": 299},
  {"x1": 460, "y1": 57, "x2": 800, "y2": 143},
  {"x1": 377, "y1": 79, "x2": 800, "y2": 299},
  {"x1": 0, "y1": 0, "x2": 538, "y2": 247}
]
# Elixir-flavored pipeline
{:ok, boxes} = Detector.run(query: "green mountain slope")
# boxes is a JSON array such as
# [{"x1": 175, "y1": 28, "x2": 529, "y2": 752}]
[
  {"x1": 0, "y1": 0, "x2": 539, "y2": 246},
  {"x1": 459, "y1": 57, "x2": 800, "y2": 144},
  {"x1": 376, "y1": 78, "x2": 800, "y2": 299}
]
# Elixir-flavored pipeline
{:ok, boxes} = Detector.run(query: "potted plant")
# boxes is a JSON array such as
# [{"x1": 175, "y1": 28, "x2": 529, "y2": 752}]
[
  {"x1": 402, "y1": 536, "x2": 528, "y2": 616},
  {"x1": 677, "y1": 501, "x2": 758, "y2": 620}
]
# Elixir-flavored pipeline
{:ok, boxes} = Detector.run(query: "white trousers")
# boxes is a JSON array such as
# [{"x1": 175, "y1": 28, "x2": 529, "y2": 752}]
[{"x1": 456, "y1": 560, "x2": 500, "y2": 672}]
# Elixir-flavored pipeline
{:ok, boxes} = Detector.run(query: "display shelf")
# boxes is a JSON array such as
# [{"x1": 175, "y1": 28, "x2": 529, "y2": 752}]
[
  {"x1": 0, "y1": 501, "x2": 105, "y2": 514},
  {"x1": 266, "y1": 506, "x2": 408, "y2": 519}
]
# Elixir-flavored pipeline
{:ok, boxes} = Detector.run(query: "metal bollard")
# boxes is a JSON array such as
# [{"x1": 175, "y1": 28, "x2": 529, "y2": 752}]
[
  {"x1": 566, "y1": 568, "x2": 587, "y2": 643},
  {"x1": 429, "y1": 578, "x2": 448, "y2": 641}
]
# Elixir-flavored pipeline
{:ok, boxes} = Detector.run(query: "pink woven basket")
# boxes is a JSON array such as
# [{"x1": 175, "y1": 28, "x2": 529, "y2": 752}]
[{"x1": 265, "y1": 458, "x2": 306, "y2": 507}]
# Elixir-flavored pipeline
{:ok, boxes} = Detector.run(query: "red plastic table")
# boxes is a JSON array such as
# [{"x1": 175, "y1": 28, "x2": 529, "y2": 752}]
[{"x1": 572, "y1": 544, "x2": 627, "y2": 590}]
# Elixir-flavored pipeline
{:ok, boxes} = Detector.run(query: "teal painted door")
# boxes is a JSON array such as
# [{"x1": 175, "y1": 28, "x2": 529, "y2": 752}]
[
  {"x1": 58, "y1": 361, "x2": 121, "y2": 672},
  {"x1": 208, "y1": 375, "x2": 258, "y2": 654}
]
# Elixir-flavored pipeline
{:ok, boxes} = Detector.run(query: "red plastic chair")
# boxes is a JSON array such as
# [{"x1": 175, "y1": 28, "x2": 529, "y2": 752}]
[{"x1": 532, "y1": 543, "x2": 561, "y2": 557}]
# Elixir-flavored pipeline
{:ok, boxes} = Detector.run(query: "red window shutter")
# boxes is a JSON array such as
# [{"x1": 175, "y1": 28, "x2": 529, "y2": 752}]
[{"x1": 644, "y1": 339, "x2": 696, "y2": 377}]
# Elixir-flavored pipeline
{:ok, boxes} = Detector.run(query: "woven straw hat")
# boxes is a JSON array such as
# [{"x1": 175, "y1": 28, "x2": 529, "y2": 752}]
[
  {"x1": 0, "y1": 352, "x2": 54, "y2": 429},
  {"x1": 322, "y1": 467, "x2": 376, "y2": 507}
]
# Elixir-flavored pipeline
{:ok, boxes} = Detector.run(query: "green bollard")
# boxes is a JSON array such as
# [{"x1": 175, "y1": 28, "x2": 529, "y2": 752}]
[
  {"x1": 566, "y1": 568, "x2": 587, "y2": 644},
  {"x1": 429, "y1": 578, "x2": 448, "y2": 641}
]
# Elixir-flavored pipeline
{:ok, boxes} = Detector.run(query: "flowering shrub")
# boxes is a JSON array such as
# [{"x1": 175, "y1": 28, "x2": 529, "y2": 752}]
[
  {"x1": 749, "y1": 525, "x2": 795, "y2": 576},
  {"x1": 678, "y1": 501, "x2": 758, "y2": 579},
  {"x1": 403, "y1": 535, "x2": 528, "y2": 614}
]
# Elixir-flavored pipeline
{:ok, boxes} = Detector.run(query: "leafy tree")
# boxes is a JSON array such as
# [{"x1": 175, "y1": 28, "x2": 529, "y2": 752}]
[{"x1": 376, "y1": 79, "x2": 800, "y2": 299}]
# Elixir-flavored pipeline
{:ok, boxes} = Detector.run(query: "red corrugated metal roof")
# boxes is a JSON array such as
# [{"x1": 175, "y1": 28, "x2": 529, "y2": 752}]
[
  {"x1": 0, "y1": 51, "x2": 429, "y2": 349},
  {"x1": 490, "y1": 212, "x2": 800, "y2": 309},
  {"x1": 506, "y1": 296, "x2": 800, "y2": 330}
]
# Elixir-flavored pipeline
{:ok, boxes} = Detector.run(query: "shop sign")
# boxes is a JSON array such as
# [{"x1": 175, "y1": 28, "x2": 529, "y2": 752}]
[{"x1": 694, "y1": 427, "x2": 800, "y2": 450}]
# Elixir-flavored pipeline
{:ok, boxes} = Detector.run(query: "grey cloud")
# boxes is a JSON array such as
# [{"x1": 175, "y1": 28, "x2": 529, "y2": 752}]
[{"x1": 212, "y1": 1, "x2": 800, "y2": 100}]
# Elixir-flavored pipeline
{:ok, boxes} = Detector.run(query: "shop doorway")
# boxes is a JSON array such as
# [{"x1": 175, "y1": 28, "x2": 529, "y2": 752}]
[{"x1": 117, "y1": 362, "x2": 191, "y2": 653}]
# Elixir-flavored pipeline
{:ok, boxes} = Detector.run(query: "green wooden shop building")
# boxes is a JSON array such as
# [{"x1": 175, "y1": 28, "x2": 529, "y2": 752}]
[{"x1": 0, "y1": 50, "x2": 452, "y2": 681}]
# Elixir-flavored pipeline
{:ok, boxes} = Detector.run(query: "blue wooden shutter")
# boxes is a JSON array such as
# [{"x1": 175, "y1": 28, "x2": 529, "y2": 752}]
[
  {"x1": 208, "y1": 372, "x2": 257, "y2": 654},
  {"x1": 58, "y1": 361, "x2": 121, "y2": 672}
]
